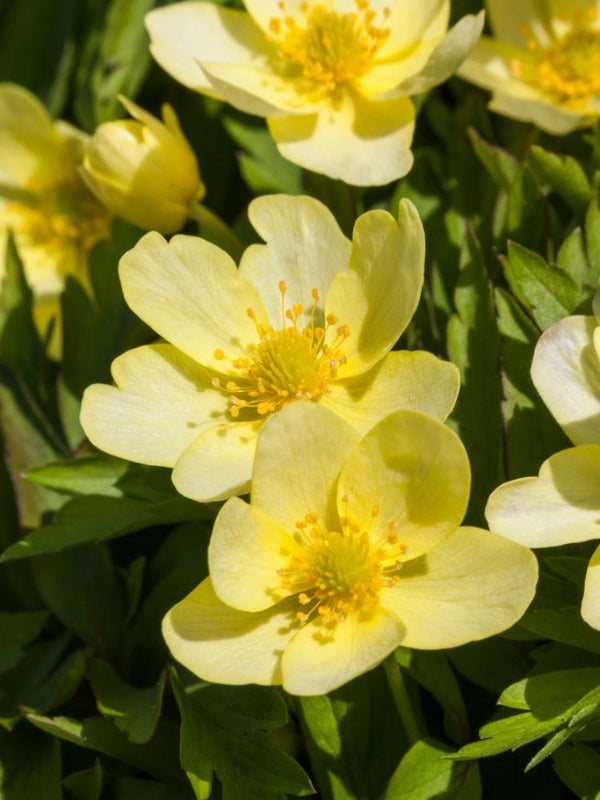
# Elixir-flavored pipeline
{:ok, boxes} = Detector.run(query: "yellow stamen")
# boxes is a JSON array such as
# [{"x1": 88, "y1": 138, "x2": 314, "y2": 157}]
[
  {"x1": 268, "y1": 0, "x2": 390, "y2": 94},
  {"x1": 212, "y1": 282, "x2": 350, "y2": 419},
  {"x1": 278, "y1": 500, "x2": 407, "y2": 628},
  {"x1": 6, "y1": 177, "x2": 110, "y2": 252},
  {"x1": 513, "y1": 11, "x2": 600, "y2": 103}
]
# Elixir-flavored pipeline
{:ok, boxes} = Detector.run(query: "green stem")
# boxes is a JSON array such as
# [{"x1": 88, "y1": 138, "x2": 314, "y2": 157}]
[
  {"x1": 189, "y1": 202, "x2": 244, "y2": 262},
  {"x1": 383, "y1": 654, "x2": 422, "y2": 746}
]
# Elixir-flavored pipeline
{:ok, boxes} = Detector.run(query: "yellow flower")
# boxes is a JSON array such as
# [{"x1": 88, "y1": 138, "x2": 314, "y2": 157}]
[
  {"x1": 486, "y1": 309, "x2": 600, "y2": 629},
  {"x1": 81, "y1": 193, "x2": 459, "y2": 502},
  {"x1": 459, "y1": 1, "x2": 600, "y2": 133},
  {"x1": 81, "y1": 97, "x2": 205, "y2": 235},
  {"x1": 0, "y1": 83, "x2": 111, "y2": 337},
  {"x1": 145, "y1": 0, "x2": 483, "y2": 186},
  {"x1": 163, "y1": 402, "x2": 538, "y2": 695}
]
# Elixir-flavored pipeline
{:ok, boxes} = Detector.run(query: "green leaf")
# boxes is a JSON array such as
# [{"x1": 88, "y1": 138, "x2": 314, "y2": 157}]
[
  {"x1": 446, "y1": 224, "x2": 504, "y2": 524},
  {"x1": 31, "y1": 546, "x2": 125, "y2": 658},
  {"x1": 503, "y1": 242, "x2": 581, "y2": 331},
  {"x1": 224, "y1": 115, "x2": 303, "y2": 195},
  {"x1": 121, "y1": 524, "x2": 209, "y2": 677},
  {"x1": 585, "y1": 194, "x2": 600, "y2": 281},
  {"x1": 171, "y1": 668, "x2": 313, "y2": 800},
  {"x1": 468, "y1": 128, "x2": 519, "y2": 191},
  {"x1": 113, "y1": 776, "x2": 194, "y2": 800},
  {"x1": 88, "y1": 658, "x2": 166, "y2": 744},
  {"x1": 498, "y1": 668, "x2": 600, "y2": 718},
  {"x1": 0, "y1": 610, "x2": 48, "y2": 675},
  {"x1": 0, "y1": 724, "x2": 62, "y2": 800},
  {"x1": 520, "y1": 607, "x2": 600, "y2": 655},
  {"x1": 0, "y1": 235, "x2": 49, "y2": 401},
  {"x1": 0, "y1": 379, "x2": 64, "y2": 528},
  {"x1": 525, "y1": 726, "x2": 574, "y2": 771},
  {"x1": 61, "y1": 220, "x2": 139, "y2": 403},
  {"x1": 454, "y1": 668, "x2": 600, "y2": 763},
  {"x1": 63, "y1": 760, "x2": 104, "y2": 800},
  {"x1": 452, "y1": 711, "x2": 564, "y2": 760},
  {"x1": 382, "y1": 739, "x2": 481, "y2": 800},
  {"x1": 394, "y1": 648, "x2": 469, "y2": 746},
  {"x1": 0, "y1": 631, "x2": 71, "y2": 726},
  {"x1": 495, "y1": 287, "x2": 570, "y2": 478},
  {"x1": 1, "y1": 489, "x2": 210, "y2": 562},
  {"x1": 0, "y1": 0, "x2": 77, "y2": 115},
  {"x1": 506, "y1": 166, "x2": 545, "y2": 244},
  {"x1": 74, "y1": 0, "x2": 155, "y2": 129},
  {"x1": 27, "y1": 714, "x2": 182, "y2": 784},
  {"x1": 557, "y1": 227, "x2": 593, "y2": 289},
  {"x1": 448, "y1": 637, "x2": 532, "y2": 696},
  {"x1": 527, "y1": 145, "x2": 593, "y2": 216},
  {"x1": 24, "y1": 455, "x2": 129, "y2": 496},
  {"x1": 553, "y1": 743, "x2": 600, "y2": 799},
  {"x1": 299, "y1": 667, "x2": 409, "y2": 800}
]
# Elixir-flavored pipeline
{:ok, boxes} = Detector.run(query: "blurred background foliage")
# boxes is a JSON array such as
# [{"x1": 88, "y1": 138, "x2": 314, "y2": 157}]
[{"x1": 1, "y1": 0, "x2": 600, "y2": 798}]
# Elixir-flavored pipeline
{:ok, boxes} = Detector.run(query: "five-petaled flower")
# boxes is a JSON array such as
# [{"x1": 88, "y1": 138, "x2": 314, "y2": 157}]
[
  {"x1": 163, "y1": 402, "x2": 538, "y2": 696},
  {"x1": 0, "y1": 83, "x2": 110, "y2": 342},
  {"x1": 486, "y1": 303, "x2": 600, "y2": 630},
  {"x1": 459, "y1": 0, "x2": 600, "y2": 133},
  {"x1": 145, "y1": 0, "x2": 483, "y2": 186},
  {"x1": 81, "y1": 193, "x2": 460, "y2": 502}
]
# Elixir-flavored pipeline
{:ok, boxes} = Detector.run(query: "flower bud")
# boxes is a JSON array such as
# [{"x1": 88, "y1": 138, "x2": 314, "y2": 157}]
[{"x1": 81, "y1": 97, "x2": 204, "y2": 234}]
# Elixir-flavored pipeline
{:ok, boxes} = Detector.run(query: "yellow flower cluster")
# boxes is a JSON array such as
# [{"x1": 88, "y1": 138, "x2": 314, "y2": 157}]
[
  {"x1": 4, "y1": 0, "x2": 571, "y2": 695},
  {"x1": 79, "y1": 191, "x2": 538, "y2": 694}
]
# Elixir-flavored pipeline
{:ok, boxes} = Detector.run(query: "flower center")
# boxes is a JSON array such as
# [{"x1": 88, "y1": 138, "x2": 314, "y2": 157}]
[
  {"x1": 278, "y1": 500, "x2": 407, "y2": 626},
  {"x1": 7, "y1": 178, "x2": 110, "y2": 252},
  {"x1": 268, "y1": 0, "x2": 390, "y2": 92},
  {"x1": 512, "y1": 10, "x2": 600, "y2": 101},
  {"x1": 212, "y1": 282, "x2": 349, "y2": 418}
]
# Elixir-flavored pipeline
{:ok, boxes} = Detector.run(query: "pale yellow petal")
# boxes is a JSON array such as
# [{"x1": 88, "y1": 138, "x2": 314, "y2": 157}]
[
  {"x1": 337, "y1": 410, "x2": 470, "y2": 560},
  {"x1": 119, "y1": 231, "x2": 268, "y2": 371},
  {"x1": 163, "y1": 578, "x2": 299, "y2": 686},
  {"x1": 486, "y1": 446, "x2": 600, "y2": 546},
  {"x1": 239, "y1": 194, "x2": 351, "y2": 327},
  {"x1": 252, "y1": 402, "x2": 360, "y2": 531},
  {"x1": 325, "y1": 200, "x2": 424, "y2": 374},
  {"x1": 172, "y1": 419, "x2": 261, "y2": 502},
  {"x1": 357, "y1": 48, "x2": 436, "y2": 96},
  {"x1": 379, "y1": 527, "x2": 538, "y2": 649},
  {"x1": 582, "y1": 545, "x2": 600, "y2": 631},
  {"x1": 209, "y1": 497, "x2": 302, "y2": 611},
  {"x1": 486, "y1": 0, "x2": 549, "y2": 47},
  {"x1": 3, "y1": 232, "x2": 67, "y2": 297},
  {"x1": 0, "y1": 83, "x2": 58, "y2": 185},
  {"x1": 281, "y1": 607, "x2": 405, "y2": 695},
  {"x1": 80, "y1": 344, "x2": 224, "y2": 467},
  {"x1": 268, "y1": 91, "x2": 415, "y2": 186},
  {"x1": 531, "y1": 316, "x2": 600, "y2": 446},
  {"x1": 458, "y1": 38, "x2": 536, "y2": 94},
  {"x1": 202, "y1": 63, "x2": 324, "y2": 115},
  {"x1": 392, "y1": 12, "x2": 485, "y2": 96},
  {"x1": 489, "y1": 92, "x2": 595, "y2": 134},
  {"x1": 243, "y1": 0, "x2": 306, "y2": 34},
  {"x1": 380, "y1": 0, "x2": 449, "y2": 58},
  {"x1": 322, "y1": 351, "x2": 459, "y2": 434},
  {"x1": 145, "y1": 3, "x2": 271, "y2": 95}
]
